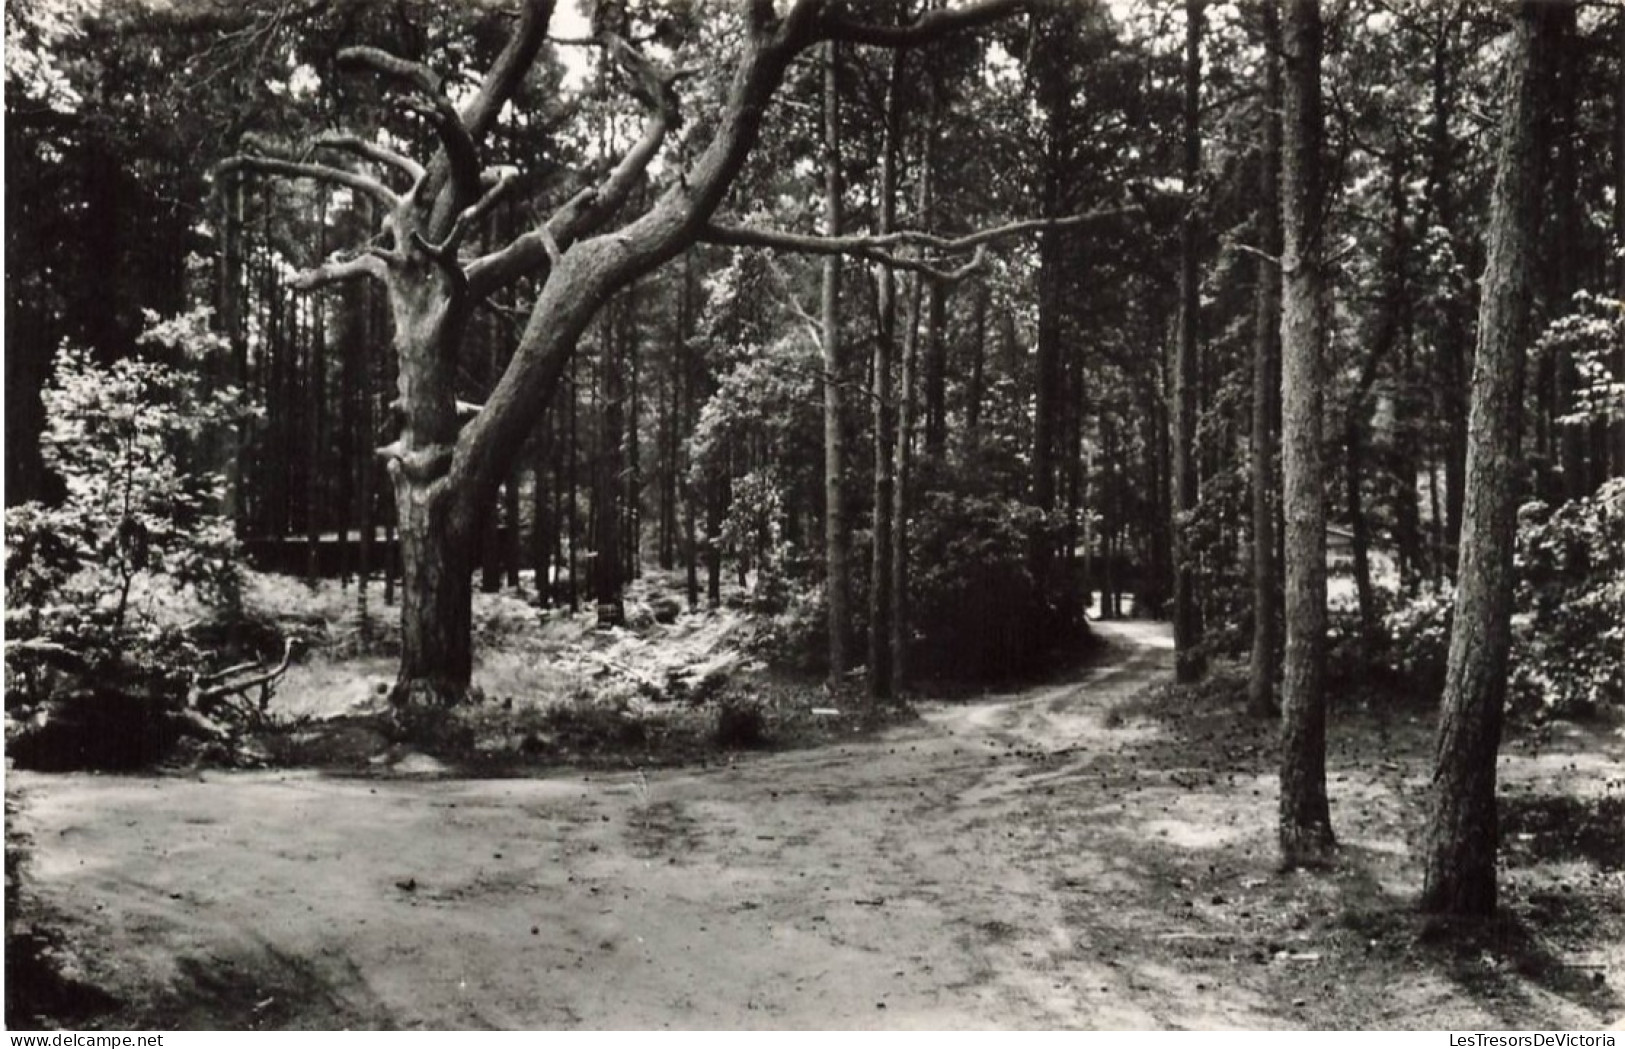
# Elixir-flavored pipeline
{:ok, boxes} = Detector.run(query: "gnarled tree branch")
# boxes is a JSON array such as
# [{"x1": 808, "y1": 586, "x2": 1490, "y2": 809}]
[
  {"x1": 311, "y1": 132, "x2": 426, "y2": 186},
  {"x1": 337, "y1": 45, "x2": 483, "y2": 211},
  {"x1": 701, "y1": 207, "x2": 1139, "y2": 268},
  {"x1": 217, "y1": 152, "x2": 401, "y2": 209},
  {"x1": 816, "y1": 0, "x2": 1027, "y2": 48},
  {"x1": 286, "y1": 249, "x2": 392, "y2": 290},
  {"x1": 461, "y1": 35, "x2": 681, "y2": 299}
]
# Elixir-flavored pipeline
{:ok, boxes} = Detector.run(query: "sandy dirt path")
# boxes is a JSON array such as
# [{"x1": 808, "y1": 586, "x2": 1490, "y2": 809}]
[{"x1": 9, "y1": 620, "x2": 1621, "y2": 1030}]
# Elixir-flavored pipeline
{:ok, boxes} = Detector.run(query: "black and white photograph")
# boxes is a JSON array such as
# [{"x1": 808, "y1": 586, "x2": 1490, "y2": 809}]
[{"x1": 4, "y1": 0, "x2": 1623, "y2": 1032}]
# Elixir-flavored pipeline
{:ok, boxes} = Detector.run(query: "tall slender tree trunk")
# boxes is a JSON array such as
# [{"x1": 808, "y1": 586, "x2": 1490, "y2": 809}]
[
  {"x1": 1173, "y1": 0, "x2": 1207, "y2": 683},
  {"x1": 595, "y1": 300, "x2": 627, "y2": 628},
  {"x1": 480, "y1": 311, "x2": 506, "y2": 596},
  {"x1": 1147, "y1": 385, "x2": 1173, "y2": 616},
  {"x1": 308, "y1": 300, "x2": 328, "y2": 585},
  {"x1": 1426, "y1": 20, "x2": 1471, "y2": 574},
  {"x1": 533, "y1": 440, "x2": 551, "y2": 605},
  {"x1": 357, "y1": 276, "x2": 377, "y2": 641},
  {"x1": 1420, "y1": 0, "x2": 1556, "y2": 916},
  {"x1": 707, "y1": 462, "x2": 724, "y2": 609},
  {"x1": 965, "y1": 282, "x2": 988, "y2": 452},
  {"x1": 892, "y1": 108, "x2": 936, "y2": 695},
  {"x1": 821, "y1": 41, "x2": 853, "y2": 687},
  {"x1": 567, "y1": 351, "x2": 581, "y2": 614},
  {"x1": 1249, "y1": 0, "x2": 1283, "y2": 719},
  {"x1": 923, "y1": 280, "x2": 948, "y2": 463},
  {"x1": 681, "y1": 254, "x2": 702, "y2": 612},
  {"x1": 627, "y1": 284, "x2": 643, "y2": 583},
  {"x1": 893, "y1": 271, "x2": 923, "y2": 695},
  {"x1": 1278, "y1": 0, "x2": 1335, "y2": 868},
  {"x1": 1101, "y1": 410, "x2": 1118, "y2": 620},
  {"x1": 1346, "y1": 152, "x2": 1411, "y2": 656},
  {"x1": 1614, "y1": 16, "x2": 1625, "y2": 480},
  {"x1": 214, "y1": 173, "x2": 246, "y2": 535},
  {"x1": 1032, "y1": 76, "x2": 1067, "y2": 602},
  {"x1": 869, "y1": 49, "x2": 903, "y2": 708}
]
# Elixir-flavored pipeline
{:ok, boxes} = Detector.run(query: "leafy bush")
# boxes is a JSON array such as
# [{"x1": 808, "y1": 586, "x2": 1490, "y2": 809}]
[
  {"x1": 1512, "y1": 479, "x2": 1624, "y2": 716},
  {"x1": 1377, "y1": 479, "x2": 1624, "y2": 718},
  {"x1": 5, "y1": 309, "x2": 253, "y2": 765},
  {"x1": 1380, "y1": 580, "x2": 1455, "y2": 694},
  {"x1": 747, "y1": 578, "x2": 828, "y2": 675},
  {"x1": 909, "y1": 490, "x2": 1082, "y2": 681}
]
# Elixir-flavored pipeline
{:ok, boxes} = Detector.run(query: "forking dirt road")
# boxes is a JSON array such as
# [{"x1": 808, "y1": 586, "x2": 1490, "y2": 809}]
[{"x1": 9, "y1": 619, "x2": 1623, "y2": 1030}]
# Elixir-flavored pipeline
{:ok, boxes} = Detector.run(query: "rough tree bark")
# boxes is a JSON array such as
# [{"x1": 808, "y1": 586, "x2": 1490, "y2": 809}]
[
  {"x1": 1615, "y1": 15, "x2": 1625, "y2": 480},
  {"x1": 870, "y1": 47, "x2": 903, "y2": 708},
  {"x1": 1420, "y1": 0, "x2": 1557, "y2": 917},
  {"x1": 1173, "y1": 0, "x2": 1206, "y2": 683},
  {"x1": 594, "y1": 300, "x2": 627, "y2": 628},
  {"x1": 1278, "y1": 0, "x2": 1335, "y2": 868},
  {"x1": 821, "y1": 40, "x2": 852, "y2": 688},
  {"x1": 1248, "y1": 0, "x2": 1283, "y2": 719},
  {"x1": 892, "y1": 102, "x2": 937, "y2": 695}
]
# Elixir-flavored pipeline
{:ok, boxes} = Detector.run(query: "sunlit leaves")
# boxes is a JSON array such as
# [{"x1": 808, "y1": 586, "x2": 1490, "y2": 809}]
[{"x1": 7, "y1": 308, "x2": 254, "y2": 659}]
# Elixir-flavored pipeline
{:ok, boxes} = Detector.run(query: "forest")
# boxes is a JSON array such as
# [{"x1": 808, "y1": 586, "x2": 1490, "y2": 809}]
[{"x1": 5, "y1": 0, "x2": 1624, "y2": 1032}]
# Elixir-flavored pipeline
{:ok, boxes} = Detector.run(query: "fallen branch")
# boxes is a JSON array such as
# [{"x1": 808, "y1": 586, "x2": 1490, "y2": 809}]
[{"x1": 194, "y1": 637, "x2": 298, "y2": 721}]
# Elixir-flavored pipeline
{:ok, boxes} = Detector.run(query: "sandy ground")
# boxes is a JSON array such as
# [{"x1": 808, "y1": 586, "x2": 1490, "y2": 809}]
[{"x1": 8, "y1": 619, "x2": 1623, "y2": 1030}]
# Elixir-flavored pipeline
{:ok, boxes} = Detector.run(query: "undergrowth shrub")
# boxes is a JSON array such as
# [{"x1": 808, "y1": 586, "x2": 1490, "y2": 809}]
[
  {"x1": 1375, "y1": 479, "x2": 1624, "y2": 718},
  {"x1": 909, "y1": 490, "x2": 1083, "y2": 681},
  {"x1": 1380, "y1": 581, "x2": 1454, "y2": 694},
  {"x1": 1512, "y1": 479, "x2": 1624, "y2": 717},
  {"x1": 5, "y1": 309, "x2": 252, "y2": 768}
]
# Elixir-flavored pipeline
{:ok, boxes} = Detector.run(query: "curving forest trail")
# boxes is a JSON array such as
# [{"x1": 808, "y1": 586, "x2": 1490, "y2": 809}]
[{"x1": 9, "y1": 620, "x2": 1622, "y2": 1030}]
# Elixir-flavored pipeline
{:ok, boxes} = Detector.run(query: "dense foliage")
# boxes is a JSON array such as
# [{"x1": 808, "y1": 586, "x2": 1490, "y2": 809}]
[{"x1": 5, "y1": 309, "x2": 249, "y2": 720}]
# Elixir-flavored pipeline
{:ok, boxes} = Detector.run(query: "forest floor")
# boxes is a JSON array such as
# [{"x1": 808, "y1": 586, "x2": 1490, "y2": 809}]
[{"x1": 6, "y1": 618, "x2": 1624, "y2": 1030}]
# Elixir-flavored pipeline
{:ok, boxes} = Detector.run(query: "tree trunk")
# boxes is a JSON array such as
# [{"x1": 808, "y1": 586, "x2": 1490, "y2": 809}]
[
  {"x1": 1172, "y1": 0, "x2": 1206, "y2": 683},
  {"x1": 893, "y1": 270, "x2": 923, "y2": 694},
  {"x1": 1420, "y1": 0, "x2": 1555, "y2": 917},
  {"x1": 1345, "y1": 414, "x2": 1378, "y2": 650},
  {"x1": 595, "y1": 301, "x2": 627, "y2": 628},
  {"x1": 627, "y1": 283, "x2": 643, "y2": 583},
  {"x1": 533, "y1": 442, "x2": 552, "y2": 606},
  {"x1": 892, "y1": 108, "x2": 935, "y2": 695},
  {"x1": 1146, "y1": 384, "x2": 1172, "y2": 616},
  {"x1": 707, "y1": 466, "x2": 724, "y2": 610},
  {"x1": 394, "y1": 481, "x2": 478, "y2": 711},
  {"x1": 1345, "y1": 150, "x2": 1412, "y2": 657},
  {"x1": 869, "y1": 49, "x2": 903, "y2": 708},
  {"x1": 1278, "y1": 0, "x2": 1335, "y2": 868},
  {"x1": 923, "y1": 280, "x2": 948, "y2": 463},
  {"x1": 1614, "y1": 15, "x2": 1625, "y2": 480},
  {"x1": 821, "y1": 40, "x2": 853, "y2": 687},
  {"x1": 1425, "y1": 20, "x2": 1471, "y2": 575},
  {"x1": 306, "y1": 291, "x2": 326, "y2": 586},
  {"x1": 1248, "y1": 0, "x2": 1283, "y2": 719},
  {"x1": 1389, "y1": 335, "x2": 1426, "y2": 590},
  {"x1": 568, "y1": 351, "x2": 581, "y2": 613},
  {"x1": 358, "y1": 277, "x2": 378, "y2": 640},
  {"x1": 1032, "y1": 127, "x2": 1065, "y2": 585},
  {"x1": 214, "y1": 173, "x2": 246, "y2": 534},
  {"x1": 966, "y1": 283, "x2": 988, "y2": 452},
  {"x1": 386, "y1": 260, "x2": 478, "y2": 707},
  {"x1": 681, "y1": 254, "x2": 702, "y2": 612},
  {"x1": 1102, "y1": 409, "x2": 1118, "y2": 621}
]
